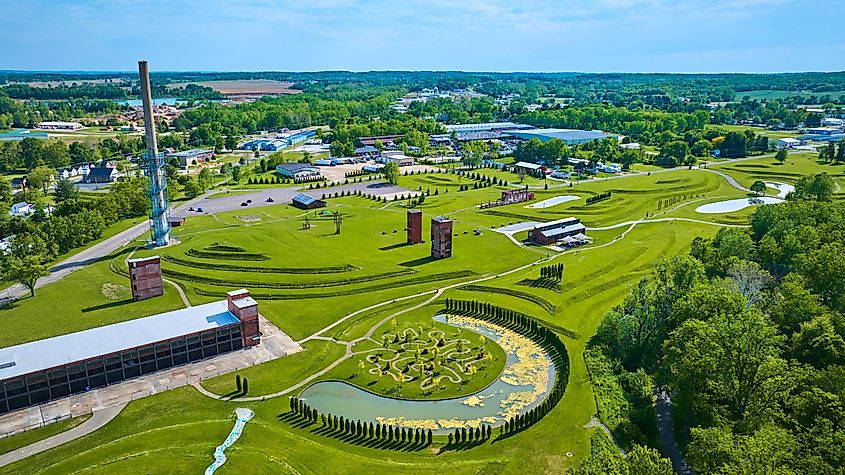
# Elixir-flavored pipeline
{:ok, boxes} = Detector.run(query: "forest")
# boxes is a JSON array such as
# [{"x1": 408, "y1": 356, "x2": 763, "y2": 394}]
[{"x1": 579, "y1": 176, "x2": 845, "y2": 474}]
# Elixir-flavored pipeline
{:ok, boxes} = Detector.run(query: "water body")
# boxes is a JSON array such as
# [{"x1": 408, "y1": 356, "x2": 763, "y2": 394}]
[
  {"x1": 205, "y1": 408, "x2": 254, "y2": 475},
  {"x1": 764, "y1": 181, "x2": 795, "y2": 199},
  {"x1": 118, "y1": 98, "x2": 185, "y2": 107},
  {"x1": 0, "y1": 129, "x2": 48, "y2": 141},
  {"x1": 299, "y1": 315, "x2": 556, "y2": 434},
  {"x1": 525, "y1": 195, "x2": 580, "y2": 209},
  {"x1": 695, "y1": 196, "x2": 783, "y2": 214}
]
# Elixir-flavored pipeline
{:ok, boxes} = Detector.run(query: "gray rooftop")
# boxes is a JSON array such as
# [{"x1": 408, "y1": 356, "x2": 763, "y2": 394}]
[{"x1": 0, "y1": 300, "x2": 240, "y2": 381}]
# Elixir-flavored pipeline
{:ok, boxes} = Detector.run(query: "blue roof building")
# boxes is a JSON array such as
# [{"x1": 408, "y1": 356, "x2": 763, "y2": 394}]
[
  {"x1": 503, "y1": 128, "x2": 609, "y2": 145},
  {"x1": 291, "y1": 193, "x2": 326, "y2": 210}
]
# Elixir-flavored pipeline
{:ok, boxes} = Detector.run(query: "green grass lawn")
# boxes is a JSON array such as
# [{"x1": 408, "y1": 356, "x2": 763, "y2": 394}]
[
  {"x1": 737, "y1": 89, "x2": 845, "y2": 102},
  {"x1": 0, "y1": 414, "x2": 91, "y2": 456},
  {"x1": 710, "y1": 153, "x2": 845, "y2": 190},
  {"x1": 1, "y1": 164, "x2": 752, "y2": 473},
  {"x1": 707, "y1": 123, "x2": 802, "y2": 140}
]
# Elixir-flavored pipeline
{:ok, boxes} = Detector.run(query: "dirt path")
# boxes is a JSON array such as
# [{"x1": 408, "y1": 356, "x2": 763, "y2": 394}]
[{"x1": 656, "y1": 390, "x2": 694, "y2": 475}]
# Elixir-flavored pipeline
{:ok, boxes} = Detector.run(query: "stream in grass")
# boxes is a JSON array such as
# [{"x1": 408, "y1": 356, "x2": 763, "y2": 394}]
[{"x1": 298, "y1": 315, "x2": 556, "y2": 434}]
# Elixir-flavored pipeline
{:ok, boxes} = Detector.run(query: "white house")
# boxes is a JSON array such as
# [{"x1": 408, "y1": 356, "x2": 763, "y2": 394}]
[{"x1": 10, "y1": 202, "x2": 33, "y2": 217}]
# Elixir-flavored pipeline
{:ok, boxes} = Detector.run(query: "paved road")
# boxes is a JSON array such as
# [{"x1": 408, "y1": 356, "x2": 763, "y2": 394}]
[
  {"x1": 0, "y1": 181, "x2": 413, "y2": 302},
  {"x1": 0, "y1": 403, "x2": 127, "y2": 468}
]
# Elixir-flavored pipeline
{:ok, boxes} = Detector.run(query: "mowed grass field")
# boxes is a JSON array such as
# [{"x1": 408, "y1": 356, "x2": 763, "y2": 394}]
[{"x1": 3, "y1": 161, "x2": 830, "y2": 473}]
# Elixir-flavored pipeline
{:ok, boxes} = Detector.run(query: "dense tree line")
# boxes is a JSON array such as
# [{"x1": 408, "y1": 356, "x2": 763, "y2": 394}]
[
  {"x1": 1, "y1": 177, "x2": 149, "y2": 295},
  {"x1": 0, "y1": 136, "x2": 144, "y2": 172},
  {"x1": 287, "y1": 397, "x2": 433, "y2": 448},
  {"x1": 584, "y1": 196, "x2": 845, "y2": 473}
]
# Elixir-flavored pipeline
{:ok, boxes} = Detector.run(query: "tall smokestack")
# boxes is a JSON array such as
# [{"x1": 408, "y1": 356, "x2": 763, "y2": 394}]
[{"x1": 138, "y1": 60, "x2": 171, "y2": 246}]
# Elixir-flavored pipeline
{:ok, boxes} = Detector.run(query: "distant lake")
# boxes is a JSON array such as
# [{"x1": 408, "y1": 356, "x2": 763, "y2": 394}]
[
  {"x1": 118, "y1": 98, "x2": 185, "y2": 107},
  {"x1": 117, "y1": 98, "x2": 227, "y2": 107}
]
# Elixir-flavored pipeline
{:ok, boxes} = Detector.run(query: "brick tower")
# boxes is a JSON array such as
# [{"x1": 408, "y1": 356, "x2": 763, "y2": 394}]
[
  {"x1": 431, "y1": 216, "x2": 453, "y2": 259},
  {"x1": 407, "y1": 209, "x2": 422, "y2": 244},
  {"x1": 227, "y1": 289, "x2": 261, "y2": 347},
  {"x1": 128, "y1": 256, "x2": 164, "y2": 300}
]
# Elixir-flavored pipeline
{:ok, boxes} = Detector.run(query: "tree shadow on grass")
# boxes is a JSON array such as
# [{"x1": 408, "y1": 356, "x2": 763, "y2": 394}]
[
  {"x1": 281, "y1": 411, "x2": 431, "y2": 452},
  {"x1": 514, "y1": 278, "x2": 561, "y2": 292}
]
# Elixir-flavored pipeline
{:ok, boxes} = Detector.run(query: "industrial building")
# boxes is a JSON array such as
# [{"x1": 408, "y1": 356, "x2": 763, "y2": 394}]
[
  {"x1": 407, "y1": 210, "x2": 422, "y2": 244},
  {"x1": 0, "y1": 290, "x2": 260, "y2": 414},
  {"x1": 431, "y1": 216, "x2": 453, "y2": 259},
  {"x1": 128, "y1": 256, "x2": 164, "y2": 301},
  {"x1": 36, "y1": 121, "x2": 83, "y2": 131},
  {"x1": 529, "y1": 218, "x2": 587, "y2": 245},
  {"x1": 275, "y1": 163, "x2": 322, "y2": 179},
  {"x1": 291, "y1": 194, "x2": 326, "y2": 210},
  {"x1": 504, "y1": 128, "x2": 609, "y2": 145}
]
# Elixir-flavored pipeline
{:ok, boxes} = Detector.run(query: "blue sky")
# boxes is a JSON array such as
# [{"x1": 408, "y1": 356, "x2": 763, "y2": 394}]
[{"x1": 1, "y1": 0, "x2": 843, "y2": 72}]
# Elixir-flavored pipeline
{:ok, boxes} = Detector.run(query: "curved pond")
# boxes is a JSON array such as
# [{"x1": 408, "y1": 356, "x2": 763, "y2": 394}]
[
  {"x1": 695, "y1": 196, "x2": 783, "y2": 214},
  {"x1": 764, "y1": 181, "x2": 795, "y2": 199},
  {"x1": 299, "y1": 315, "x2": 556, "y2": 434},
  {"x1": 525, "y1": 195, "x2": 580, "y2": 208}
]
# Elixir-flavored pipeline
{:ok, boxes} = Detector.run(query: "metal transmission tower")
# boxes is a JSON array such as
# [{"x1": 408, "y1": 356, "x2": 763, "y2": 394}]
[{"x1": 138, "y1": 60, "x2": 171, "y2": 246}]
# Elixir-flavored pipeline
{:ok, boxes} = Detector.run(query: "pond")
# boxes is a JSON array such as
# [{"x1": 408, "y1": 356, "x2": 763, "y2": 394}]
[
  {"x1": 298, "y1": 315, "x2": 556, "y2": 434},
  {"x1": 764, "y1": 181, "x2": 795, "y2": 199},
  {"x1": 695, "y1": 196, "x2": 783, "y2": 214},
  {"x1": 525, "y1": 195, "x2": 580, "y2": 208}
]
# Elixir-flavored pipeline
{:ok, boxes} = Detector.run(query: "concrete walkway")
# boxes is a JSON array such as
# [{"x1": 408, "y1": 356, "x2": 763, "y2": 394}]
[{"x1": 0, "y1": 403, "x2": 127, "y2": 468}]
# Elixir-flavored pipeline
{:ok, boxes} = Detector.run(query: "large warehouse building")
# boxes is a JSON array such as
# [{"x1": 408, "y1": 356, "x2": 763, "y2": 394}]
[
  {"x1": 0, "y1": 290, "x2": 260, "y2": 414},
  {"x1": 503, "y1": 128, "x2": 609, "y2": 145}
]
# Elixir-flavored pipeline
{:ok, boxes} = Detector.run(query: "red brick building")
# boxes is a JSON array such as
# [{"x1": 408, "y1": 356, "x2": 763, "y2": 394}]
[
  {"x1": 128, "y1": 256, "x2": 164, "y2": 301},
  {"x1": 501, "y1": 187, "x2": 535, "y2": 204},
  {"x1": 227, "y1": 289, "x2": 261, "y2": 347},
  {"x1": 407, "y1": 209, "x2": 423, "y2": 244},
  {"x1": 431, "y1": 216, "x2": 453, "y2": 259}
]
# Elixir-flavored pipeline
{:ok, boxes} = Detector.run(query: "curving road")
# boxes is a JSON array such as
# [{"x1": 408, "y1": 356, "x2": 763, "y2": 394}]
[{"x1": 0, "y1": 181, "x2": 413, "y2": 302}]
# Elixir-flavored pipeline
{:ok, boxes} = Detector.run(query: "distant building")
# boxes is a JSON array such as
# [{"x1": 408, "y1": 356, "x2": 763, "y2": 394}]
[
  {"x1": 0, "y1": 289, "x2": 260, "y2": 415},
  {"x1": 241, "y1": 138, "x2": 287, "y2": 151},
  {"x1": 513, "y1": 161, "x2": 546, "y2": 174},
  {"x1": 168, "y1": 216, "x2": 186, "y2": 227},
  {"x1": 36, "y1": 121, "x2": 82, "y2": 131},
  {"x1": 167, "y1": 149, "x2": 214, "y2": 168},
  {"x1": 358, "y1": 135, "x2": 404, "y2": 146},
  {"x1": 777, "y1": 138, "x2": 801, "y2": 149},
  {"x1": 275, "y1": 163, "x2": 321, "y2": 180},
  {"x1": 407, "y1": 210, "x2": 422, "y2": 244},
  {"x1": 380, "y1": 152, "x2": 415, "y2": 167},
  {"x1": 291, "y1": 194, "x2": 326, "y2": 210},
  {"x1": 10, "y1": 177, "x2": 27, "y2": 190},
  {"x1": 10, "y1": 202, "x2": 33, "y2": 217},
  {"x1": 500, "y1": 188, "x2": 535, "y2": 204},
  {"x1": 86, "y1": 167, "x2": 119, "y2": 183},
  {"x1": 128, "y1": 256, "x2": 164, "y2": 301},
  {"x1": 431, "y1": 216, "x2": 453, "y2": 259},
  {"x1": 354, "y1": 145, "x2": 380, "y2": 158},
  {"x1": 504, "y1": 128, "x2": 608, "y2": 145},
  {"x1": 363, "y1": 164, "x2": 385, "y2": 173},
  {"x1": 530, "y1": 218, "x2": 587, "y2": 245},
  {"x1": 619, "y1": 143, "x2": 641, "y2": 150}
]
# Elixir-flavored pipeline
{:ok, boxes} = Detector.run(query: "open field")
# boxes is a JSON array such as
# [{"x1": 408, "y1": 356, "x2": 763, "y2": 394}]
[
  {"x1": 706, "y1": 123, "x2": 802, "y2": 140},
  {"x1": 2, "y1": 159, "x2": 831, "y2": 473},
  {"x1": 166, "y1": 79, "x2": 301, "y2": 95},
  {"x1": 737, "y1": 89, "x2": 845, "y2": 101}
]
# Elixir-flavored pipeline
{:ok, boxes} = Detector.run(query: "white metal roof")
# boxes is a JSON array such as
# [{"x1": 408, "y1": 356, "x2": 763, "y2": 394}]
[{"x1": 0, "y1": 300, "x2": 240, "y2": 381}]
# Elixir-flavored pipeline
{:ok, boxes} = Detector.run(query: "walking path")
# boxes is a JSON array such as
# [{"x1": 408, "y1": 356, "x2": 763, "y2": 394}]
[
  {"x1": 0, "y1": 403, "x2": 127, "y2": 468},
  {"x1": 656, "y1": 390, "x2": 694, "y2": 475},
  {"x1": 584, "y1": 415, "x2": 626, "y2": 456}
]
